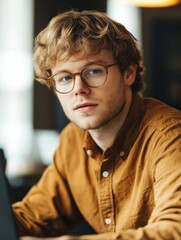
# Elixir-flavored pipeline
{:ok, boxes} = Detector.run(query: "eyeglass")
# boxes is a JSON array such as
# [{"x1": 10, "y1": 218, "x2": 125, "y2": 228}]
[{"x1": 47, "y1": 63, "x2": 118, "y2": 94}]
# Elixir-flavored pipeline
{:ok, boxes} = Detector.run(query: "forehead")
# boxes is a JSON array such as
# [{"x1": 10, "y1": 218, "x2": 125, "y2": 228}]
[{"x1": 52, "y1": 49, "x2": 114, "y2": 74}]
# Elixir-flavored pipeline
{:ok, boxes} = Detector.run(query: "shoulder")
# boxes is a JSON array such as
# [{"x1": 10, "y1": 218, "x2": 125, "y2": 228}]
[
  {"x1": 59, "y1": 122, "x2": 86, "y2": 146},
  {"x1": 143, "y1": 97, "x2": 181, "y2": 128},
  {"x1": 140, "y1": 98, "x2": 181, "y2": 175},
  {"x1": 53, "y1": 123, "x2": 87, "y2": 170},
  {"x1": 140, "y1": 97, "x2": 181, "y2": 153}
]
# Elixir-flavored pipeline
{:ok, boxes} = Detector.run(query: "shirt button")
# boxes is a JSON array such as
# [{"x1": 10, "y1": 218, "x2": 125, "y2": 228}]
[
  {"x1": 105, "y1": 218, "x2": 112, "y2": 225},
  {"x1": 102, "y1": 171, "x2": 109, "y2": 178},
  {"x1": 120, "y1": 151, "x2": 125, "y2": 157},
  {"x1": 86, "y1": 149, "x2": 93, "y2": 157}
]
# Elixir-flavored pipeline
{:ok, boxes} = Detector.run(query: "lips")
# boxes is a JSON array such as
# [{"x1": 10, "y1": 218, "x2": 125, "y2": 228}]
[{"x1": 74, "y1": 102, "x2": 97, "y2": 110}]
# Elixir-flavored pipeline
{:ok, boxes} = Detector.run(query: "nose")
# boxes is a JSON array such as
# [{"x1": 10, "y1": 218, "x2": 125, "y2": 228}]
[{"x1": 73, "y1": 75, "x2": 90, "y2": 95}]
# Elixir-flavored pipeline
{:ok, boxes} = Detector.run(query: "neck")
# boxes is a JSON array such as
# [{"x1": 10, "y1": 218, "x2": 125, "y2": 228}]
[{"x1": 88, "y1": 91, "x2": 133, "y2": 151}]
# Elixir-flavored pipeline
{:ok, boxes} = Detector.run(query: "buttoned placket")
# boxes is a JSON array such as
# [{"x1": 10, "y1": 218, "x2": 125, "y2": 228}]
[{"x1": 99, "y1": 156, "x2": 115, "y2": 232}]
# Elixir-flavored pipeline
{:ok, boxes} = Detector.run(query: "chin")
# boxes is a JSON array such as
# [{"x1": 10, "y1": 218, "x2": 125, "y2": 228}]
[
  {"x1": 70, "y1": 118, "x2": 93, "y2": 129},
  {"x1": 73, "y1": 119, "x2": 105, "y2": 130}
]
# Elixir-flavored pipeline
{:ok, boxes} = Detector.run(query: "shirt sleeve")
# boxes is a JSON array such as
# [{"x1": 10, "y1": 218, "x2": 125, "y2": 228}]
[{"x1": 12, "y1": 139, "x2": 84, "y2": 237}]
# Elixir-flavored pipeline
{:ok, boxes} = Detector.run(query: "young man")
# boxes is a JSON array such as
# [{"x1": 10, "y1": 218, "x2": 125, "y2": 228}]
[{"x1": 13, "y1": 10, "x2": 181, "y2": 240}]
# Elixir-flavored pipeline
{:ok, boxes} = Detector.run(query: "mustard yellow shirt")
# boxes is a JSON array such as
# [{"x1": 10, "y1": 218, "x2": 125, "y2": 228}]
[{"x1": 13, "y1": 93, "x2": 181, "y2": 239}]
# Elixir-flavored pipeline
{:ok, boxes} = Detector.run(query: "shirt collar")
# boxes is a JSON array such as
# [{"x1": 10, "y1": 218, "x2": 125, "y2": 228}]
[{"x1": 110, "y1": 92, "x2": 146, "y2": 159}]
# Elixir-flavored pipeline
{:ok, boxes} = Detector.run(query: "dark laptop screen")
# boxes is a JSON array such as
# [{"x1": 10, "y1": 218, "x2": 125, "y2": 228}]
[{"x1": 0, "y1": 149, "x2": 19, "y2": 240}]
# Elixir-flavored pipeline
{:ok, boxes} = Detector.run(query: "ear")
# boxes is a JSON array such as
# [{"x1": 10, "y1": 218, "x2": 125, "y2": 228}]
[{"x1": 123, "y1": 64, "x2": 137, "y2": 86}]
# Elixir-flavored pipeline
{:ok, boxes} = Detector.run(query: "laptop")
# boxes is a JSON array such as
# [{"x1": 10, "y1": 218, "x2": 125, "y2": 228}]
[{"x1": 0, "y1": 149, "x2": 19, "y2": 240}]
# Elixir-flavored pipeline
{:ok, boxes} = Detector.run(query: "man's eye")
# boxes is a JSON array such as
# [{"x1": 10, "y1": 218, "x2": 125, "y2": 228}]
[
  {"x1": 55, "y1": 74, "x2": 73, "y2": 83},
  {"x1": 61, "y1": 75, "x2": 73, "y2": 82},
  {"x1": 88, "y1": 68, "x2": 103, "y2": 75}
]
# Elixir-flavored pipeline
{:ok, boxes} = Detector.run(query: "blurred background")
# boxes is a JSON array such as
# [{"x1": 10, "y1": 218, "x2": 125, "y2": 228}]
[{"x1": 0, "y1": 0, "x2": 181, "y2": 201}]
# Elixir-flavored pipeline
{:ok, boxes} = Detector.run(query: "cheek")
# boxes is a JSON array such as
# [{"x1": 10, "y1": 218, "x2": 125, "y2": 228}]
[
  {"x1": 57, "y1": 96, "x2": 69, "y2": 111},
  {"x1": 106, "y1": 71, "x2": 124, "y2": 88},
  {"x1": 104, "y1": 77, "x2": 123, "y2": 96}
]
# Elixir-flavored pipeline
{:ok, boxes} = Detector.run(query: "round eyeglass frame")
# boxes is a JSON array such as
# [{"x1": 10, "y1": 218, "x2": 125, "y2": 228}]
[{"x1": 47, "y1": 63, "x2": 118, "y2": 94}]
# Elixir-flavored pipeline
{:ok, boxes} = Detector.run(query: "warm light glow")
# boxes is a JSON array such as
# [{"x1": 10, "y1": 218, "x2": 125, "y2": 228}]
[
  {"x1": 0, "y1": 0, "x2": 35, "y2": 176},
  {"x1": 107, "y1": 1, "x2": 141, "y2": 42},
  {"x1": 117, "y1": 0, "x2": 180, "y2": 7},
  {"x1": 0, "y1": 51, "x2": 33, "y2": 91}
]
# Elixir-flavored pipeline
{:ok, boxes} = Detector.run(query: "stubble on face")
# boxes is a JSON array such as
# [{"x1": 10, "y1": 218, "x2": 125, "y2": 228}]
[{"x1": 61, "y1": 91, "x2": 127, "y2": 131}]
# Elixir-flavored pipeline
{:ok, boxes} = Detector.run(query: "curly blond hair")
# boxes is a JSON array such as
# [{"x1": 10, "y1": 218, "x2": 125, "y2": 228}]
[{"x1": 33, "y1": 10, "x2": 145, "y2": 92}]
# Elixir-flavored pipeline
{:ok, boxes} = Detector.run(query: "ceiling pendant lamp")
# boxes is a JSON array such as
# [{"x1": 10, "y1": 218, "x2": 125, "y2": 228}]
[{"x1": 119, "y1": 0, "x2": 180, "y2": 7}]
